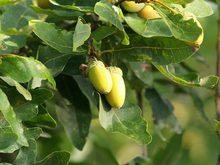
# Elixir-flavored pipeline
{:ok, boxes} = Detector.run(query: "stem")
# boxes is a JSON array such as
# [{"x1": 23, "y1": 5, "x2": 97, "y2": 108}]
[
  {"x1": 153, "y1": 0, "x2": 177, "y2": 14},
  {"x1": 216, "y1": 10, "x2": 220, "y2": 165},
  {"x1": 136, "y1": 90, "x2": 148, "y2": 157},
  {"x1": 216, "y1": 18, "x2": 220, "y2": 121}
]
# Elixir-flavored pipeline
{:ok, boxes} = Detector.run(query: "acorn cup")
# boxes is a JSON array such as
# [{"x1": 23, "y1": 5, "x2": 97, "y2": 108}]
[
  {"x1": 105, "y1": 67, "x2": 126, "y2": 109},
  {"x1": 87, "y1": 59, "x2": 112, "y2": 94}
]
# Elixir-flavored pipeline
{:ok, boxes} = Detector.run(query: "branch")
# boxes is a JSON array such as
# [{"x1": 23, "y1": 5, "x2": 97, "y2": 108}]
[
  {"x1": 216, "y1": 8, "x2": 220, "y2": 165},
  {"x1": 215, "y1": 17, "x2": 220, "y2": 121}
]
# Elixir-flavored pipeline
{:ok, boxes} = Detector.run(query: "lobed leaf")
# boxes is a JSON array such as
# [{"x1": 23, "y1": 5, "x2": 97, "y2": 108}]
[
  {"x1": 154, "y1": 5, "x2": 202, "y2": 43},
  {"x1": 124, "y1": 14, "x2": 172, "y2": 38},
  {"x1": 14, "y1": 139, "x2": 37, "y2": 165},
  {"x1": 94, "y1": 1, "x2": 124, "y2": 31},
  {"x1": 0, "y1": 89, "x2": 28, "y2": 147},
  {"x1": 73, "y1": 19, "x2": 91, "y2": 51},
  {"x1": 0, "y1": 55, "x2": 56, "y2": 88},
  {"x1": 99, "y1": 96, "x2": 152, "y2": 144},
  {"x1": 1, "y1": 4, "x2": 38, "y2": 33},
  {"x1": 0, "y1": 127, "x2": 17, "y2": 150},
  {"x1": 56, "y1": 75, "x2": 92, "y2": 150},
  {"x1": 101, "y1": 36, "x2": 196, "y2": 65},
  {"x1": 32, "y1": 22, "x2": 80, "y2": 54}
]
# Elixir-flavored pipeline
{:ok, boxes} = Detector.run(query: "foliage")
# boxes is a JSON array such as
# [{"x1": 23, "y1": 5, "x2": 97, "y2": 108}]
[{"x1": 0, "y1": 0, "x2": 218, "y2": 164}]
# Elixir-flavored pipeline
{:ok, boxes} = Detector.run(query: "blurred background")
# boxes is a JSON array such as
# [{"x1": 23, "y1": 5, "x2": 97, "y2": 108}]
[{"x1": 36, "y1": 1, "x2": 220, "y2": 165}]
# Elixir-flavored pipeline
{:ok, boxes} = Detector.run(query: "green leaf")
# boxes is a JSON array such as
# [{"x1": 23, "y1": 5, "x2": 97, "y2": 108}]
[
  {"x1": 1, "y1": 4, "x2": 38, "y2": 33},
  {"x1": 56, "y1": 75, "x2": 92, "y2": 150},
  {"x1": 155, "y1": 65, "x2": 219, "y2": 88},
  {"x1": 0, "y1": 76, "x2": 32, "y2": 101},
  {"x1": 183, "y1": 0, "x2": 213, "y2": 17},
  {"x1": 0, "y1": 0, "x2": 19, "y2": 6},
  {"x1": 0, "y1": 55, "x2": 56, "y2": 88},
  {"x1": 154, "y1": 5, "x2": 202, "y2": 43},
  {"x1": 14, "y1": 139, "x2": 37, "y2": 165},
  {"x1": 30, "y1": 88, "x2": 54, "y2": 105},
  {"x1": 26, "y1": 105, "x2": 57, "y2": 128},
  {"x1": 0, "y1": 89, "x2": 28, "y2": 147},
  {"x1": 101, "y1": 36, "x2": 196, "y2": 65},
  {"x1": 37, "y1": 46, "x2": 72, "y2": 76},
  {"x1": 91, "y1": 26, "x2": 117, "y2": 42},
  {"x1": 0, "y1": 127, "x2": 41, "y2": 153},
  {"x1": 0, "y1": 127, "x2": 17, "y2": 150},
  {"x1": 73, "y1": 18, "x2": 91, "y2": 51},
  {"x1": 0, "y1": 34, "x2": 27, "y2": 54},
  {"x1": 32, "y1": 22, "x2": 77, "y2": 54},
  {"x1": 94, "y1": 1, "x2": 124, "y2": 31},
  {"x1": 15, "y1": 103, "x2": 38, "y2": 121},
  {"x1": 31, "y1": 6, "x2": 83, "y2": 19},
  {"x1": 24, "y1": 127, "x2": 42, "y2": 140},
  {"x1": 159, "y1": 0, "x2": 193, "y2": 4},
  {"x1": 99, "y1": 96, "x2": 152, "y2": 144},
  {"x1": 124, "y1": 14, "x2": 172, "y2": 38},
  {"x1": 73, "y1": 75, "x2": 99, "y2": 109},
  {"x1": 145, "y1": 88, "x2": 182, "y2": 134},
  {"x1": 36, "y1": 151, "x2": 70, "y2": 165},
  {"x1": 9, "y1": 88, "x2": 53, "y2": 121},
  {"x1": 49, "y1": 0, "x2": 94, "y2": 12},
  {"x1": 128, "y1": 62, "x2": 153, "y2": 87}
]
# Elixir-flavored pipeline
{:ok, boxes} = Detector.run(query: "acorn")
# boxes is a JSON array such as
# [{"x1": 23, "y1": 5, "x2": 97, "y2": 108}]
[
  {"x1": 138, "y1": 5, "x2": 161, "y2": 20},
  {"x1": 88, "y1": 60, "x2": 112, "y2": 94},
  {"x1": 105, "y1": 67, "x2": 126, "y2": 109},
  {"x1": 121, "y1": 1, "x2": 145, "y2": 13}
]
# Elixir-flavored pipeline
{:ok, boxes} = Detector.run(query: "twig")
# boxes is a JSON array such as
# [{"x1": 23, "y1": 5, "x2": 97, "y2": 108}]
[
  {"x1": 153, "y1": 0, "x2": 177, "y2": 14},
  {"x1": 215, "y1": 17, "x2": 220, "y2": 121},
  {"x1": 216, "y1": 7, "x2": 220, "y2": 165}
]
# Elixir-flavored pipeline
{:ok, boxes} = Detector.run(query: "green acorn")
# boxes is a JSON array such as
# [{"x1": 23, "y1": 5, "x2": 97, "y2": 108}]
[
  {"x1": 105, "y1": 67, "x2": 126, "y2": 109},
  {"x1": 88, "y1": 60, "x2": 112, "y2": 94}
]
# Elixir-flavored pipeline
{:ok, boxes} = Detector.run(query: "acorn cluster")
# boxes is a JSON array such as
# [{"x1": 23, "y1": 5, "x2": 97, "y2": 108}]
[
  {"x1": 121, "y1": 1, "x2": 161, "y2": 20},
  {"x1": 87, "y1": 59, "x2": 126, "y2": 109}
]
